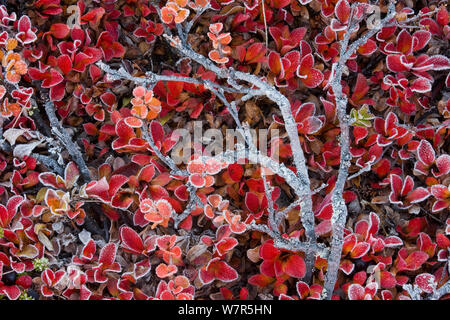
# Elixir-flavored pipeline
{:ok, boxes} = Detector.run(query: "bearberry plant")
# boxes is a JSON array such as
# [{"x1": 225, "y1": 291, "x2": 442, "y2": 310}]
[{"x1": 0, "y1": 0, "x2": 449, "y2": 301}]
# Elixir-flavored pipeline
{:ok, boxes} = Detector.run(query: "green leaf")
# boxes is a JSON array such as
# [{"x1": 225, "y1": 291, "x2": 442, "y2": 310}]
[
  {"x1": 122, "y1": 97, "x2": 131, "y2": 107},
  {"x1": 350, "y1": 105, "x2": 374, "y2": 128}
]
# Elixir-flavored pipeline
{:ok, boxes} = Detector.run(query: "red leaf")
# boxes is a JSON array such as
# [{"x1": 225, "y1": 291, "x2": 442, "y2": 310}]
[
  {"x1": 353, "y1": 271, "x2": 367, "y2": 285},
  {"x1": 415, "y1": 273, "x2": 436, "y2": 293},
  {"x1": 199, "y1": 258, "x2": 238, "y2": 284},
  {"x1": 350, "y1": 242, "x2": 370, "y2": 259},
  {"x1": 389, "y1": 174, "x2": 403, "y2": 204},
  {"x1": 49, "y1": 23, "x2": 70, "y2": 39},
  {"x1": 215, "y1": 237, "x2": 238, "y2": 256},
  {"x1": 431, "y1": 184, "x2": 450, "y2": 200},
  {"x1": 384, "y1": 236, "x2": 403, "y2": 248},
  {"x1": 410, "y1": 78, "x2": 432, "y2": 93},
  {"x1": 155, "y1": 263, "x2": 177, "y2": 278},
  {"x1": 315, "y1": 203, "x2": 333, "y2": 220},
  {"x1": 357, "y1": 39, "x2": 377, "y2": 56},
  {"x1": 100, "y1": 92, "x2": 116, "y2": 107},
  {"x1": 85, "y1": 177, "x2": 110, "y2": 203},
  {"x1": 314, "y1": 220, "x2": 332, "y2": 236},
  {"x1": 189, "y1": 173, "x2": 206, "y2": 188},
  {"x1": 342, "y1": 234, "x2": 357, "y2": 254},
  {"x1": 138, "y1": 164, "x2": 155, "y2": 182},
  {"x1": 96, "y1": 31, "x2": 125, "y2": 61},
  {"x1": 259, "y1": 240, "x2": 280, "y2": 261},
  {"x1": 120, "y1": 226, "x2": 145, "y2": 255},
  {"x1": 44, "y1": 69, "x2": 64, "y2": 88},
  {"x1": 49, "y1": 82, "x2": 65, "y2": 101},
  {"x1": 417, "y1": 232, "x2": 436, "y2": 257},
  {"x1": 380, "y1": 271, "x2": 396, "y2": 289},
  {"x1": 339, "y1": 259, "x2": 354, "y2": 275},
  {"x1": 81, "y1": 7, "x2": 105, "y2": 24},
  {"x1": 204, "y1": 158, "x2": 223, "y2": 175},
  {"x1": 213, "y1": 260, "x2": 238, "y2": 282},
  {"x1": 296, "y1": 281, "x2": 310, "y2": 299},
  {"x1": 334, "y1": 0, "x2": 350, "y2": 24},
  {"x1": 437, "y1": 6, "x2": 449, "y2": 25},
  {"x1": 268, "y1": 51, "x2": 283, "y2": 75},
  {"x1": 227, "y1": 163, "x2": 243, "y2": 182},
  {"x1": 434, "y1": 155, "x2": 450, "y2": 177},
  {"x1": 248, "y1": 274, "x2": 273, "y2": 287},
  {"x1": 1, "y1": 285, "x2": 21, "y2": 300},
  {"x1": 426, "y1": 54, "x2": 450, "y2": 70},
  {"x1": 348, "y1": 283, "x2": 364, "y2": 300},
  {"x1": 150, "y1": 120, "x2": 164, "y2": 145},
  {"x1": 56, "y1": 55, "x2": 72, "y2": 75},
  {"x1": 351, "y1": 73, "x2": 371, "y2": 105},
  {"x1": 413, "y1": 30, "x2": 431, "y2": 52},
  {"x1": 81, "y1": 240, "x2": 96, "y2": 261},
  {"x1": 15, "y1": 15, "x2": 36, "y2": 45},
  {"x1": 417, "y1": 139, "x2": 435, "y2": 166},
  {"x1": 406, "y1": 187, "x2": 430, "y2": 204},
  {"x1": 0, "y1": 196, "x2": 23, "y2": 228},
  {"x1": 111, "y1": 191, "x2": 134, "y2": 210},
  {"x1": 298, "y1": 116, "x2": 323, "y2": 134},
  {"x1": 297, "y1": 54, "x2": 324, "y2": 88},
  {"x1": 401, "y1": 251, "x2": 428, "y2": 271},
  {"x1": 108, "y1": 175, "x2": 128, "y2": 198},
  {"x1": 396, "y1": 29, "x2": 413, "y2": 55},
  {"x1": 16, "y1": 275, "x2": 32, "y2": 289},
  {"x1": 244, "y1": 43, "x2": 267, "y2": 64},
  {"x1": 98, "y1": 242, "x2": 117, "y2": 266},
  {"x1": 436, "y1": 234, "x2": 450, "y2": 252},
  {"x1": 386, "y1": 54, "x2": 411, "y2": 73}
]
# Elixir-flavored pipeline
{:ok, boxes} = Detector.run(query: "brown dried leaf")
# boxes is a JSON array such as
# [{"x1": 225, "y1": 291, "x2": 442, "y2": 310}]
[{"x1": 247, "y1": 245, "x2": 261, "y2": 263}]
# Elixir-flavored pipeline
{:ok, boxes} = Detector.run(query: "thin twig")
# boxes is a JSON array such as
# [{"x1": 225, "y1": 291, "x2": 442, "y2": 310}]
[
  {"x1": 322, "y1": 1, "x2": 397, "y2": 299},
  {"x1": 44, "y1": 100, "x2": 91, "y2": 182}
]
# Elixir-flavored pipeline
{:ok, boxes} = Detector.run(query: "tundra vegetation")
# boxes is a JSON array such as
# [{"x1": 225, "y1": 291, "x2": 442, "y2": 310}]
[{"x1": 0, "y1": 0, "x2": 449, "y2": 301}]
